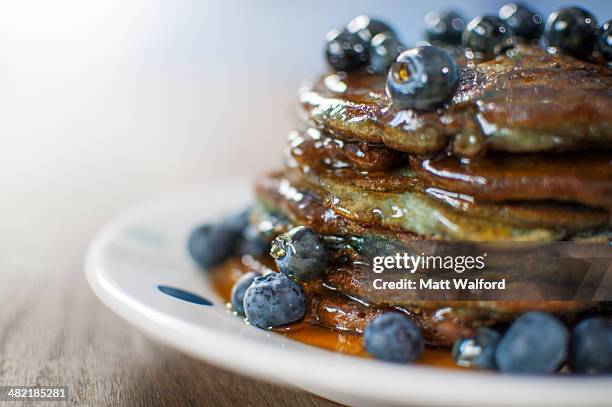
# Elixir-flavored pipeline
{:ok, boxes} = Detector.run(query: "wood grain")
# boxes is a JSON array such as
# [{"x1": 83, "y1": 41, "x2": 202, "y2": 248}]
[{"x1": 0, "y1": 255, "x2": 339, "y2": 406}]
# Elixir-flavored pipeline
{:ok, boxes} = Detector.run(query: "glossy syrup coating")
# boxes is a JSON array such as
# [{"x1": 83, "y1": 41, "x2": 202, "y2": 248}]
[
  {"x1": 286, "y1": 126, "x2": 406, "y2": 173},
  {"x1": 411, "y1": 153, "x2": 612, "y2": 210}
]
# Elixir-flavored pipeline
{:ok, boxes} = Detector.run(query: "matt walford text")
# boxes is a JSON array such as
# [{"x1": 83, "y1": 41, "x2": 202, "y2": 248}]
[{"x1": 371, "y1": 252, "x2": 507, "y2": 291}]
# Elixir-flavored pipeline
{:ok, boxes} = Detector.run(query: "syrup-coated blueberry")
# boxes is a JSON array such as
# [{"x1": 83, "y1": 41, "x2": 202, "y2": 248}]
[
  {"x1": 188, "y1": 208, "x2": 251, "y2": 269},
  {"x1": 370, "y1": 32, "x2": 404, "y2": 74},
  {"x1": 188, "y1": 223, "x2": 236, "y2": 269},
  {"x1": 230, "y1": 271, "x2": 261, "y2": 316},
  {"x1": 237, "y1": 226, "x2": 270, "y2": 257},
  {"x1": 424, "y1": 10, "x2": 465, "y2": 44},
  {"x1": 495, "y1": 312, "x2": 569, "y2": 374},
  {"x1": 270, "y1": 226, "x2": 328, "y2": 282},
  {"x1": 452, "y1": 327, "x2": 501, "y2": 369},
  {"x1": 223, "y1": 207, "x2": 251, "y2": 237},
  {"x1": 325, "y1": 27, "x2": 370, "y2": 71},
  {"x1": 364, "y1": 313, "x2": 423, "y2": 363},
  {"x1": 569, "y1": 317, "x2": 612, "y2": 374},
  {"x1": 499, "y1": 3, "x2": 543, "y2": 41},
  {"x1": 347, "y1": 15, "x2": 395, "y2": 41},
  {"x1": 386, "y1": 46, "x2": 458, "y2": 110},
  {"x1": 463, "y1": 15, "x2": 515, "y2": 60},
  {"x1": 243, "y1": 272, "x2": 307, "y2": 329},
  {"x1": 544, "y1": 7, "x2": 597, "y2": 59},
  {"x1": 598, "y1": 20, "x2": 612, "y2": 62}
]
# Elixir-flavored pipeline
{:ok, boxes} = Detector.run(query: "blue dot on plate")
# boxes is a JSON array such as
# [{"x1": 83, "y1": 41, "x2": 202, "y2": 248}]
[{"x1": 158, "y1": 285, "x2": 213, "y2": 306}]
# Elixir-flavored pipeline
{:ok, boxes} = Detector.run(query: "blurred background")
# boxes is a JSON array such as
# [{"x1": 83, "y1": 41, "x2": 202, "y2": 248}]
[{"x1": 0, "y1": 0, "x2": 610, "y2": 264}]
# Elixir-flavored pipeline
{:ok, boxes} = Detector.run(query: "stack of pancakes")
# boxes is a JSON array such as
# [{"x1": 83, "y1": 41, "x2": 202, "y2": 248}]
[{"x1": 253, "y1": 45, "x2": 612, "y2": 346}]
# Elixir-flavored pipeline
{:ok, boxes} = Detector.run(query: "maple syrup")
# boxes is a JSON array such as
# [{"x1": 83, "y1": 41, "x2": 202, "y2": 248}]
[{"x1": 211, "y1": 257, "x2": 459, "y2": 369}]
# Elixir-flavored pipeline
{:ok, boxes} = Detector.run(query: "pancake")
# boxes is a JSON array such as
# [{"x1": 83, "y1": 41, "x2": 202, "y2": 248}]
[
  {"x1": 310, "y1": 290, "x2": 386, "y2": 335},
  {"x1": 286, "y1": 126, "x2": 422, "y2": 192},
  {"x1": 287, "y1": 126, "x2": 612, "y2": 210},
  {"x1": 244, "y1": 39, "x2": 612, "y2": 354},
  {"x1": 287, "y1": 126, "x2": 406, "y2": 172},
  {"x1": 412, "y1": 153, "x2": 612, "y2": 210},
  {"x1": 250, "y1": 179, "x2": 606, "y2": 345},
  {"x1": 246, "y1": 206, "x2": 597, "y2": 346},
  {"x1": 255, "y1": 171, "x2": 424, "y2": 243},
  {"x1": 220, "y1": 234, "x2": 596, "y2": 347},
  {"x1": 310, "y1": 276, "x2": 590, "y2": 347},
  {"x1": 309, "y1": 288, "x2": 485, "y2": 346},
  {"x1": 257, "y1": 170, "x2": 609, "y2": 241},
  {"x1": 300, "y1": 45, "x2": 612, "y2": 157}
]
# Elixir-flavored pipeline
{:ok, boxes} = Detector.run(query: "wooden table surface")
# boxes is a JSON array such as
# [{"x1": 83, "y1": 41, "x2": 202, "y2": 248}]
[
  {"x1": 0, "y1": 254, "x2": 338, "y2": 406},
  {"x1": 0, "y1": 253, "x2": 340, "y2": 406}
]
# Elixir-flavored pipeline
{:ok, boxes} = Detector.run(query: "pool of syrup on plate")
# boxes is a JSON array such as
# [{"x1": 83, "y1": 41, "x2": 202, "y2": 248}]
[{"x1": 211, "y1": 257, "x2": 460, "y2": 368}]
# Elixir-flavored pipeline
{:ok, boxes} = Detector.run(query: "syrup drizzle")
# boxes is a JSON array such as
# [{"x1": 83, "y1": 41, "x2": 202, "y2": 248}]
[{"x1": 211, "y1": 258, "x2": 460, "y2": 369}]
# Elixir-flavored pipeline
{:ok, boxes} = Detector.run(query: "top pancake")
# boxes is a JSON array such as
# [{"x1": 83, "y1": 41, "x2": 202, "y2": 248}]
[{"x1": 300, "y1": 45, "x2": 612, "y2": 157}]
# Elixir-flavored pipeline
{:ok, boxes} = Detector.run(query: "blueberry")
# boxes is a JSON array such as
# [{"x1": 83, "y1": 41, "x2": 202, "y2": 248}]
[
  {"x1": 243, "y1": 272, "x2": 307, "y2": 329},
  {"x1": 598, "y1": 20, "x2": 612, "y2": 62},
  {"x1": 499, "y1": 3, "x2": 543, "y2": 41},
  {"x1": 452, "y1": 327, "x2": 501, "y2": 369},
  {"x1": 370, "y1": 32, "x2": 404, "y2": 74},
  {"x1": 237, "y1": 226, "x2": 270, "y2": 257},
  {"x1": 223, "y1": 207, "x2": 251, "y2": 237},
  {"x1": 347, "y1": 15, "x2": 395, "y2": 41},
  {"x1": 495, "y1": 312, "x2": 568, "y2": 374},
  {"x1": 424, "y1": 10, "x2": 465, "y2": 44},
  {"x1": 325, "y1": 27, "x2": 370, "y2": 71},
  {"x1": 569, "y1": 317, "x2": 612, "y2": 374},
  {"x1": 188, "y1": 223, "x2": 236, "y2": 269},
  {"x1": 544, "y1": 7, "x2": 597, "y2": 60},
  {"x1": 364, "y1": 313, "x2": 423, "y2": 363},
  {"x1": 188, "y1": 207, "x2": 252, "y2": 268},
  {"x1": 270, "y1": 226, "x2": 328, "y2": 282},
  {"x1": 230, "y1": 271, "x2": 261, "y2": 315},
  {"x1": 463, "y1": 16, "x2": 515, "y2": 60},
  {"x1": 386, "y1": 46, "x2": 458, "y2": 110}
]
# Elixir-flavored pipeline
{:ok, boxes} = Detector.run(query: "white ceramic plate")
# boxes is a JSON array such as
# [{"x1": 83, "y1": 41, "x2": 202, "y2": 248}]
[{"x1": 85, "y1": 181, "x2": 611, "y2": 407}]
